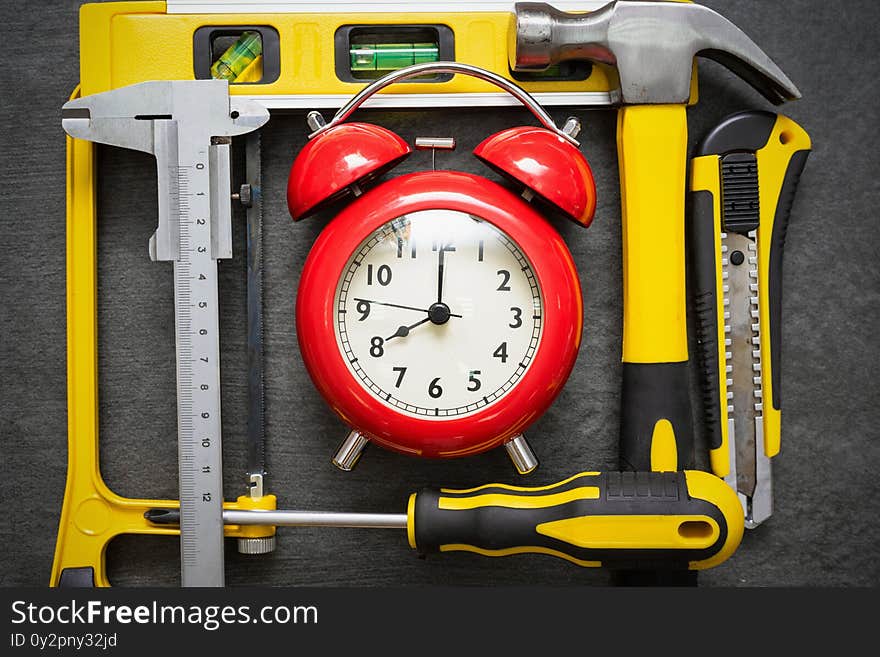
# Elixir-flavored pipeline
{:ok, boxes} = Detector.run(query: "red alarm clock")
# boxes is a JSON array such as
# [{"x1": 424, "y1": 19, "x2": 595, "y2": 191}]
[{"x1": 288, "y1": 62, "x2": 596, "y2": 474}]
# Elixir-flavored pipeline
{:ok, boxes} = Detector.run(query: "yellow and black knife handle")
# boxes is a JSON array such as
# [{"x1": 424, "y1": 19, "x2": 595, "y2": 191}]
[
  {"x1": 689, "y1": 110, "x2": 811, "y2": 475},
  {"x1": 408, "y1": 470, "x2": 744, "y2": 571}
]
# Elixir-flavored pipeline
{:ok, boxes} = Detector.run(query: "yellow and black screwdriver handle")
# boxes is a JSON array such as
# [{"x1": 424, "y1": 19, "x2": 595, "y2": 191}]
[
  {"x1": 689, "y1": 111, "x2": 811, "y2": 475},
  {"x1": 408, "y1": 470, "x2": 744, "y2": 570}
]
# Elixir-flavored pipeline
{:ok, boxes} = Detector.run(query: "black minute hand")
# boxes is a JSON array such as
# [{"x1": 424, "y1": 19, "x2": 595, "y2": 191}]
[
  {"x1": 353, "y1": 298, "x2": 430, "y2": 314},
  {"x1": 437, "y1": 248, "x2": 445, "y2": 303},
  {"x1": 436, "y1": 243, "x2": 455, "y2": 303},
  {"x1": 353, "y1": 297, "x2": 461, "y2": 317}
]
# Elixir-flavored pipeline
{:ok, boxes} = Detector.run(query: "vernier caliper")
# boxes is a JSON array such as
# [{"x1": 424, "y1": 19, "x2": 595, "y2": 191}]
[{"x1": 61, "y1": 80, "x2": 269, "y2": 586}]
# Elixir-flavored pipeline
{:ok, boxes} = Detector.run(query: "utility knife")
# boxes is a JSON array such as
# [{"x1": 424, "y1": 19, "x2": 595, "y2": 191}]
[{"x1": 689, "y1": 110, "x2": 811, "y2": 528}]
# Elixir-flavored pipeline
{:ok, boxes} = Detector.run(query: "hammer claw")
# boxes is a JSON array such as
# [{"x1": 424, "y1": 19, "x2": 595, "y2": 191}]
[
  {"x1": 686, "y1": 3, "x2": 801, "y2": 104},
  {"x1": 699, "y1": 47, "x2": 800, "y2": 105}
]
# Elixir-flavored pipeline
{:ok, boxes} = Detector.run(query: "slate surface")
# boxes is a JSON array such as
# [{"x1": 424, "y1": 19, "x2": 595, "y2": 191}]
[{"x1": 1, "y1": 0, "x2": 878, "y2": 587}]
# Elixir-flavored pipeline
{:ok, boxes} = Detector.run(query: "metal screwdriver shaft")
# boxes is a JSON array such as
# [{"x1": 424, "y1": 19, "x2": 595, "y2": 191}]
[{"x1": 225, "y1": 510, "x2": 408, "y2": 529}]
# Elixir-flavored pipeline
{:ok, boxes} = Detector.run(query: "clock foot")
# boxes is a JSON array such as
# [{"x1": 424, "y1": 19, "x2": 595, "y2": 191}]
[
  {"x1": 504, "y1": 434, "x2": 538, "y2": 475},
  {"x1": 332, "y1": 430, "x2": 369, "y2": 471}
]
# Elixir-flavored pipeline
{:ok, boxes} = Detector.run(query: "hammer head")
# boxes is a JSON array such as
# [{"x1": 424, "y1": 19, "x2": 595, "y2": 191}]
[{"x1": 511, "y1": 1, "x2": 800, "y2": 105}]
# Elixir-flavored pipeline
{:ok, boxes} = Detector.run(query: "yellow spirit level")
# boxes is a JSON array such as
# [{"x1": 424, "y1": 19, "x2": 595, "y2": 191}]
[{"x1": 77, "y1": 1, "x2": 620, "y2": 106}]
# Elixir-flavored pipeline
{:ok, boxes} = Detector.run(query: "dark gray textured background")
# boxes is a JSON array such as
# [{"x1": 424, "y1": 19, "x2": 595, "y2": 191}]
[{"x1": 1, "y1": 0, "x2": 878, "y2": 587}]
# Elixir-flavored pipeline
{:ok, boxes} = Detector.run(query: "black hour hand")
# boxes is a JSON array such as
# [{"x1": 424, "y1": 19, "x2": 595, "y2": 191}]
[{"x1": 386, "y1": 316, "x2": 431, "y2": 341}]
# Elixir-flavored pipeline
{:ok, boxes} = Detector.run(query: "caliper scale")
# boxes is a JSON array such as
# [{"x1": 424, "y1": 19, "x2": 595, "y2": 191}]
[
  {"x1": 62, "y1": 80, "x2": 269, "y2": 586},
  {"x1": 172, "y1": 152, "x2": 227, "y2": 587}
]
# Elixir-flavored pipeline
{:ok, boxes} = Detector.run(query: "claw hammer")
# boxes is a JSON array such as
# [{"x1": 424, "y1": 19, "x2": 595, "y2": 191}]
[{"x1": 510, "y1": 1, "x2": 801, "y2": 472}]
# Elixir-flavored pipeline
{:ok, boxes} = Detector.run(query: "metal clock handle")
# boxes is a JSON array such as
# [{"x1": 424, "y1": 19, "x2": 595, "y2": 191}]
[{"x1": 307, "y1": 61, "x2": 580, "y2": 144}]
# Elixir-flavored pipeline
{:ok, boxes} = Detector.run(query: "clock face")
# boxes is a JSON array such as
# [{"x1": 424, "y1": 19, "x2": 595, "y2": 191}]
[{"x1": 334, "y1": 209, "x2": 544, "y2": 419}]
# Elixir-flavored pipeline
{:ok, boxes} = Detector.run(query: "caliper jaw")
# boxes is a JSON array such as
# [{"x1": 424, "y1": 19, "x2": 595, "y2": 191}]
[{"x1": 61, "y1": 80, "x2": 269, "y2": 263}]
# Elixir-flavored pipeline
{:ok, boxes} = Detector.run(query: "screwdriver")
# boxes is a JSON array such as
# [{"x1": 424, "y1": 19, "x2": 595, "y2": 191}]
[{"x1": 148, "y1": 470, "x2": 744, "y2": 570}]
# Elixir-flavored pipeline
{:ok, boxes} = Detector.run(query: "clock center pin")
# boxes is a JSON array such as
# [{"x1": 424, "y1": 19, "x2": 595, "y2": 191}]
[{"x1": 428, "y1": 302, "x2": 452, "y2": 325}]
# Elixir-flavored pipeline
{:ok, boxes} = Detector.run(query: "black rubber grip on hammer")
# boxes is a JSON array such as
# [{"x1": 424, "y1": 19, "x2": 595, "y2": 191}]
[{"x1": 619, "y1": 362, "x2": 695, "y2": 471}]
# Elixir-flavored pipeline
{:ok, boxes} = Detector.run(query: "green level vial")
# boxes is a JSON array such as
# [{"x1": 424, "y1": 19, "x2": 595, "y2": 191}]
[
  {"x1": 211, "y1": 31, "x2": 263, "y2": 81},
  {"x1": 350, "y1": 43, "x2": 439, "y2": 72}
]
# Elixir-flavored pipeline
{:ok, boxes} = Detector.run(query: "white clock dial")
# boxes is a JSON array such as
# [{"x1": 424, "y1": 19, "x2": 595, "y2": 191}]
[{"x1": 334, "y1": 209, "x2": 544, "y2": 418}]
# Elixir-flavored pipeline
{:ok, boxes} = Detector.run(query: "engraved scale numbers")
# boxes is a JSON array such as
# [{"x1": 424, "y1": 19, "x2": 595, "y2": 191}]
[
  {"x1": 335, "y1": 209, "x2": 543, "y2": 419},
  {"x1": 173, "y1": 159, "x2": 225, "y2": 585}
]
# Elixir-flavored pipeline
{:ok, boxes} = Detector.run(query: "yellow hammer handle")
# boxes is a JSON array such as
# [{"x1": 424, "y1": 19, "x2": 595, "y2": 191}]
[{"x1": 616, "y1": 104, "x2": 694, "y2": 472}]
